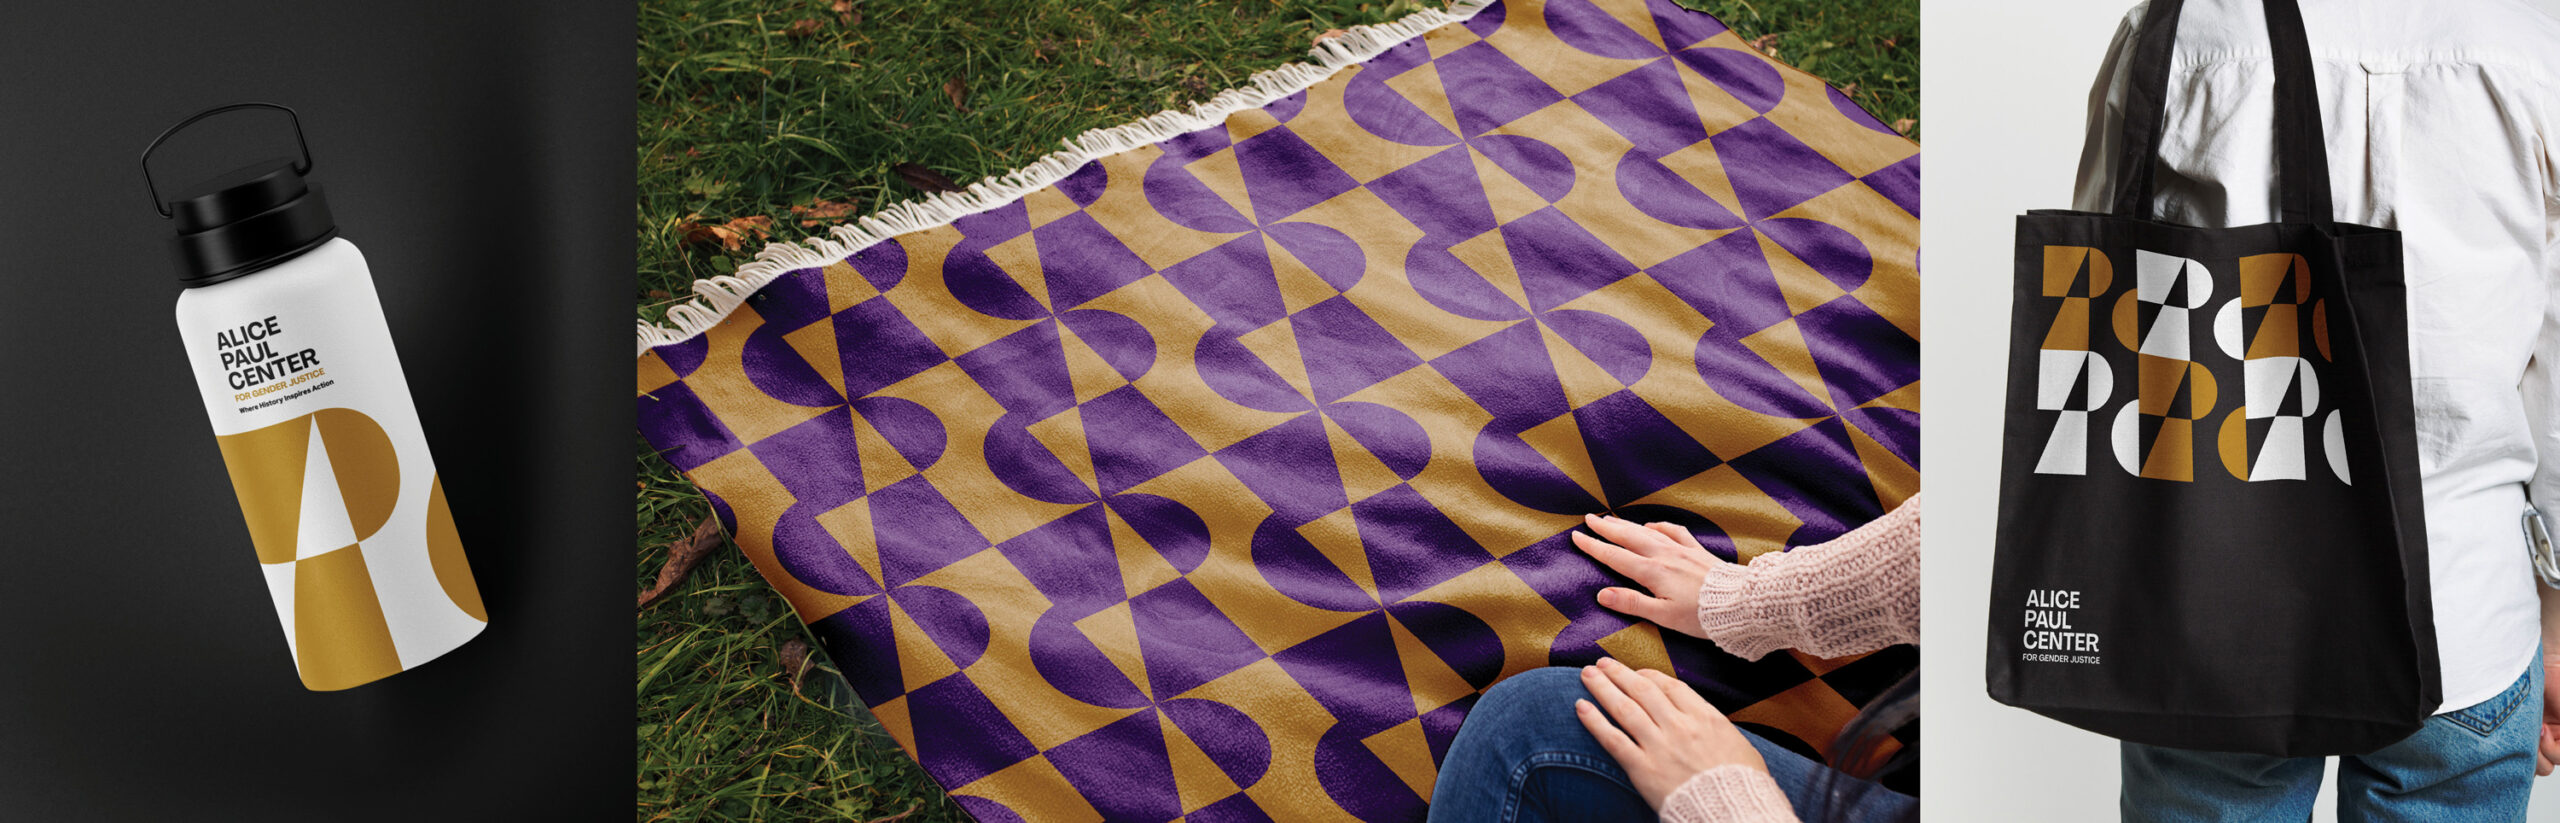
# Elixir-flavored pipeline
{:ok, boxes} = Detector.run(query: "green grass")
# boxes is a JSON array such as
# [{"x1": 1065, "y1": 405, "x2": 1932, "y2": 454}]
[{"x1": 635, "y1": 1, "x2": 1914, "y2": 819}]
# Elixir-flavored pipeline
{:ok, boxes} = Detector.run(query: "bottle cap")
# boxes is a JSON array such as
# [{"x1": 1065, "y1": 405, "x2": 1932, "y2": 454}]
[{"x1": 142, "y1": 103, "x2": 339, "y2": 287}]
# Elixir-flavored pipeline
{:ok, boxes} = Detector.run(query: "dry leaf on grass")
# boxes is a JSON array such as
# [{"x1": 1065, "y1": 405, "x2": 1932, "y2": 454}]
[
  {"x1": 675, "y1": 215, "x2": 774, "y2": 251},
  {"x1": 1315, "y1": 28, "x2": 1349, "y2": 45},
  {"x1": 893, "y1": 162, "x2": 961, "y2": 194},
  {"x1": 778, "y1": 638, "x2": 814, "y2": 694},
  {"x1": 831, "y1": 0, "x2": 860, "y2": 25},
  {"x1": 791, "y1": 198, "x2": 860, "y2": 226},
  {"x1": 784, "y1": 18, "x2": 824, "y2": 38},
  {"x1": 944, "y1": 76, "x2": 971, "y2": 112},
  {"x1": 1892, "y1": 118, "x2": 1916, "y2": 135},
  {"x1": 1748, "y1": 33, "x2": 1781, "y2": 58},
  {"x1": 637, "y1": 515, "x2": 727, "y2": 609}
]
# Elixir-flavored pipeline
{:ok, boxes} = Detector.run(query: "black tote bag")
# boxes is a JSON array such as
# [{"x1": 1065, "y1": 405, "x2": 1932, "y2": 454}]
[{"x1": 1986, "y1": 0, "x2": 2436, "y2": 756}]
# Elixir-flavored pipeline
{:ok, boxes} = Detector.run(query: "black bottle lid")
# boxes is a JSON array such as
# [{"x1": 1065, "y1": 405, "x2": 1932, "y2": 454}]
[{"x1": 142, "y1": 103, "x2": 339, "y2": 288}]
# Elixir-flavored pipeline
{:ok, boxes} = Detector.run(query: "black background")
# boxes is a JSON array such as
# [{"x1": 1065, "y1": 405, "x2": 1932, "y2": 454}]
[{"x1": 0, "y1": 2, "x2": 631, "y2": 818}]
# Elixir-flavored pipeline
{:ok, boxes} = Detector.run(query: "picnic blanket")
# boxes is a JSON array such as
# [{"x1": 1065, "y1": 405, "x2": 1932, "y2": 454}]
[{"x1": 637, "y1": 0, "x2": 1918, "y2": 819}]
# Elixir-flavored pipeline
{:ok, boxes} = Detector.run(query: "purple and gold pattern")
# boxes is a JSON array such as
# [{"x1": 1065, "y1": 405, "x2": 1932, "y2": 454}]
[{"x1": 638, "y1": 0, "x2": 1916, "y2": 818}]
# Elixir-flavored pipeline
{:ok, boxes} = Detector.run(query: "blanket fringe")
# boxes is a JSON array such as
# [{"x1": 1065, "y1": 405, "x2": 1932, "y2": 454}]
[{"x1": 637, "y1": 0, "x2": 1498, "y2": 355}]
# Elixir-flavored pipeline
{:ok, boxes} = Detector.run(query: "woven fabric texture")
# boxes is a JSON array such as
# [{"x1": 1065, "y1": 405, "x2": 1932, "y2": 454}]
[{"x1": 637, "y1": 0, "x2": 1918, "y2": 819}]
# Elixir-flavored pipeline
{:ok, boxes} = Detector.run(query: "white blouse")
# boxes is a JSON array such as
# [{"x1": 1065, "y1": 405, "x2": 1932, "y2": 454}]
[{"x1": 2074, "y1": 0, "x2": 2560, "y2": 714}]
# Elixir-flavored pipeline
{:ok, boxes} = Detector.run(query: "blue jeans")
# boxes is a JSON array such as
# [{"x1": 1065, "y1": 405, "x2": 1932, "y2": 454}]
[
  {"x1": 2122, "y1": 657, "x2": 2543, "y2": 822},
  {"x1": 1427, "y1": 667, "x2": 1916, "y2": 822}
]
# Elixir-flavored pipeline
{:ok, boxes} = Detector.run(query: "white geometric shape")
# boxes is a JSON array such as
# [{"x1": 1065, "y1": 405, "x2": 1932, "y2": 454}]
[
  {"x1": 2251, "y1": 416, "x2": 2308, "y2": 481},
  {"x1": 294, "y1": 417, "x2": 357, "y2": 561},
  {"x1": 2213, "y1": 299, "x2": 2244, "y2": 359},
  {"x1": 2180, "y1": 260, "x2": 2213, "y2": 308},
  {"x1": 2140, "y1": 306, "x2": 2191, "y2": 360},
  {"x1": 2086, "y1": 352, "x2": 2115, "y2": 408},
  {"x1": 2135, "y1": 250, "x2": 2213, "y2": 308},
  {"x1": 2244, "y1": 356, "x2": 2309, "y2": 419},
  {"x1": 2036, "y1": 350, "x2": 2110, "y2": 412},
  {"x1": 2111, "y1": 400, "x2": 2143, "y2": 476},
  {"x1": 2136, "y1": 250, "x2": 2185, "y2": 305},
  {"x1": 2323, "y1": 409, "x2": 2351, "y2": 484},
  {"x1": 2036, "y1": 410, "x2": 2089, "y2": 475},
  {"x1": 364, "y1": 536, "x2": 491, "y2": 669},
  {"x1": 2035, "y1": 350, "x2": 2082, "y2": 411}
]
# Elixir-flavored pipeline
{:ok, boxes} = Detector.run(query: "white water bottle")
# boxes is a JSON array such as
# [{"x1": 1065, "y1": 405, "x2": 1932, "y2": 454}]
[{"x1": 148, "y1": 103, "x2": 487, "y2": 690}]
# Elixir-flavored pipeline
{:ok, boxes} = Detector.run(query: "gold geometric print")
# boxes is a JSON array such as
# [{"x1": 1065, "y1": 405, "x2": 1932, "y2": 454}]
[
  {"x1": 292, "y1": 544, "x2": 404, "y2": 691},
  {"x1": 426, "y1": 477, "x2": 486, "y2": 622},
  {"x1": 215, "y1": 416, "x2": 312, "y2": 565}
]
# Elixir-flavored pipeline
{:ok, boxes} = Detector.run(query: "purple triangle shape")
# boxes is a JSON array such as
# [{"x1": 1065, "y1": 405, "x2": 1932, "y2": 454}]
[
  {"x1": 1711, "y1": 117, "x2": 1857, "y2": 220},
  {"x1": 1648, "y1": 229, "x2": 1792, "y2": 336},
  {"x1": 1435, "y1": 40, "x2": 1568, "y2": 136},
  {"x1": 1034, "y1": 210, "x2": 1155, "y2": 311},
  {"x1": 1274, "y1": 612, "x2": 1417, "y2": 734},
  {"x1": 955, "y1": 318, "x2": 1074, "y2": 419},
  {"x1": 1430, "y1": 320, "x2": 1569, "y2": 429},
  {"x1": 1795, "y1": 296, "x2": 1918, "y2": 411},
  {"x1": 1213, "y1": 412, "x2": 1348, "y2": 526},
  {"x1": 1502, "y1": 207, "x2": 1640, "y2": 312},
  {"x1": 1161, "y1": 232, "x2": 1286, "y2": 330},
  {"x1": 1368, "y1": 145, "x2": 1496, "y2": 241},
  {"x1": 1235, "y1": 126, "x2": 1360, "y2": 224},
  {"x1": 746, "y1": 405, "x2": 864, "y2": 511},
  {"x1": 1572, "y1": 389, "x2": 1721, "y2": 505},
  {"x1": 994, "y1": 505, "x2": 1124, "y2": 617},
  {"x1": 1291, "y1": 296, "x2": 1425, "y2": 403},
  {"x1": 1050, "y1": 710, "x2": 1181, "y2": 823},
  {"x1": 1351, "y1": 484, "x2": 1496, "y2": 602},
  {"x1": 870, "y1": 475, "x2": 989, "y2": 588},
  {"x1": 1570, "y1": 58, "x2": 1707, "y2": 158},
  {"x1": 1082, "y1": 385, "x2": 1210, "y2": 495},
  {"x1": 1131, "y1": 578, "x2": 1268, "y2": 698},
  {"x1": 905, "y1": 673, "x2": 1039, "y2": 788},
  {"x1": 809, "y1": 597, "x2": 901, "y2": 707}
]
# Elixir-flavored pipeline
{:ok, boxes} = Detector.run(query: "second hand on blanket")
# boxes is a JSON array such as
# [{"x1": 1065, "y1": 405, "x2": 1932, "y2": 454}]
[{"x1": 636, "y1": 0, "x2": 1918, "y2": 819}]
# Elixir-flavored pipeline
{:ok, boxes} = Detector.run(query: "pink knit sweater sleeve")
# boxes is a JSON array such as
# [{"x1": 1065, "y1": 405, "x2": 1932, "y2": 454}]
[
  {"x1": 1694, "y1": 493, "x2": 1921, "y2": 662},
  {"x1": 1652, "y1": 497, "x2": 1918, "y2": 823},
  {"x1": 1657, "y1": 764, "x2": 1799, "y2": 823}
]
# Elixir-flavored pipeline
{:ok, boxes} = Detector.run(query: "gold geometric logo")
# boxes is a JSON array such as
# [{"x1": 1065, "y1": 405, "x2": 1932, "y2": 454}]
[{"x1": 214, "y1": 408, "x2": 481, "y2": 690}]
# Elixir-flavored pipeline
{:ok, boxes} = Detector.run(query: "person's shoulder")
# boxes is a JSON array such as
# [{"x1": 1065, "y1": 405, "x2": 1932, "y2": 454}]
[{"x1": 2162, "y1": 0, "x2": 2560, "y2": 62}]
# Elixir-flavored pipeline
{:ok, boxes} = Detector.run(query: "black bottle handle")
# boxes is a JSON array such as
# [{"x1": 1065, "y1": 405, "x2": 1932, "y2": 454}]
[{"x1": 141, "y1": 101, "x2": 314, "y2": 218}]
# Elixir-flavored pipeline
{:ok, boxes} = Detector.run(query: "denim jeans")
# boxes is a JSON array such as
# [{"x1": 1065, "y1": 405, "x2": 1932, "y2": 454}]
[
  {"x1": 1426, "y1": 666, "x2": 1917, "y2": 822},
  {"x1": 2121, "y1": 657, "x2": 2543, "y2": 822}
]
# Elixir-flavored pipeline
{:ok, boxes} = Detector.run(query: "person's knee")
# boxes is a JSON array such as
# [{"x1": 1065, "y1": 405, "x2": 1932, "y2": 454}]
[
  {"x1": 1476, "y1": 667, "x2": 1588, "y2": 717},
  {"x1": 1460, "y1": 667, "x2": 1599, "y2": 754}
]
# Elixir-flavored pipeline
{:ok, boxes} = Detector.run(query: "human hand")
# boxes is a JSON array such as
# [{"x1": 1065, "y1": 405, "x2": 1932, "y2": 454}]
[
  {"x1": 2539, "y1": 656, "x2": 2560, "y2": 777},
  {"x1": 1570, "y1": 513, "x2": 1727, "y2": 639},
  {"x1": 1572, "y1": 657, "x2": 1768, "y2": 810}
]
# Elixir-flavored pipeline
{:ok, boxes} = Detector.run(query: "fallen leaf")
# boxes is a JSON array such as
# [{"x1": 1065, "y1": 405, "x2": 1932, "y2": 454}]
[
  {"x1": 791, "y1": 198, "x2": 860, "y2": 226},
  {"x1": 1891, "y1": 118, "x2": 1916, "y2": 134},
  {"x1": 779, "y1": 638, "x2": 814, "y2": 694},
  {"x1": 893, "y1": 162, "x2": 961, "y2": 194},
  {"x1": 831, "y1": 0, "x2": 859, "y2": 25},
  {"x1": 1748, "y1": 33, "x2": 1781, "y2": 57},
  {"x1": 785, "y1": 18, "x2": 824, "y2": 38},
  {"x1": 677, "y1": 215, "x2": 775, "y2": 251},
  {"x1": 1315, "y1": 28, "x2": 1349, "y2": 45},
  {"x1": 944, "y1": 76, "x2": 971, "y2": 112},
  {"x1": 638, "y1": 515, "x2": 727, "y2": 609},
  {"x1": 646, "y1": 289, "x2": 674, "y2": 299},
  {"x1": 1837, "y1": 83, "x2": 1857, "y2": 98}
]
